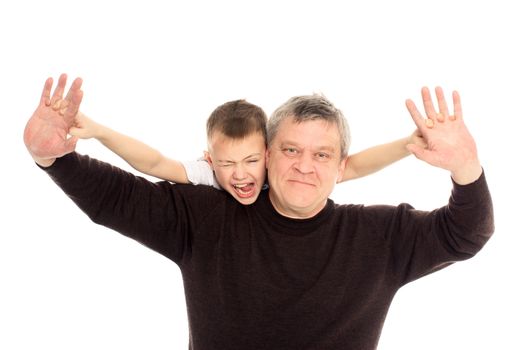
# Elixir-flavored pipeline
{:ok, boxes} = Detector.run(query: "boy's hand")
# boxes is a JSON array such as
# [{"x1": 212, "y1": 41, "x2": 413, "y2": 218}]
[
  {"x1": 51, "y1": 97, "x2": 100, "y2": 140},
  {"x1": 68, "y1": 112, "x2": 101, "y2": 139},
  {"x1": 407, "y1": 129, "x2": 427, "y2": 150}
]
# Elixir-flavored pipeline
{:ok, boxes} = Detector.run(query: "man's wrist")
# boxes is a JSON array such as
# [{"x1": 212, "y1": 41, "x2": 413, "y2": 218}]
[
  {"x1": 451, "y1": 161, "x2": 483, "y2": 185},
  {"x1": 34, "y1": 157, "x2": 57, "y2": 168}
]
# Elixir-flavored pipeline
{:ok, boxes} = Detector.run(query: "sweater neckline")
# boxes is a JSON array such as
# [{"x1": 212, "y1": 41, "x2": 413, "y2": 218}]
[{"x1": 254, "y1": 189, "x2": 335, "y2": 235}]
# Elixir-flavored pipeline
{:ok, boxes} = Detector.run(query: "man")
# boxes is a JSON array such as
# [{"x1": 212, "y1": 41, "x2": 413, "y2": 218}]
[{"x1": 24, "y1": 74, "x2": 494, "y2": 349}]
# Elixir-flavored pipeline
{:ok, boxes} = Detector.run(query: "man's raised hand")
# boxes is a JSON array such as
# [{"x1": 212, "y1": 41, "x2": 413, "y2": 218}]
[
  {"x1": 24, "y1": 74, "x2": 83, "y2": 167},
  {"x1": 406, "y1": 87, "x2": 482, "y2": 184}
]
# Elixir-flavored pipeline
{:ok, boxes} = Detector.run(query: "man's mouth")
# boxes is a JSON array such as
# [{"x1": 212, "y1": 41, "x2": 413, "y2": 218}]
[
  {"x1": 288, "y1": 179, "x2": 315, "y2": 187},
  {"x1": 232, "y1": 183, "x2": 256, "y2": 198}
]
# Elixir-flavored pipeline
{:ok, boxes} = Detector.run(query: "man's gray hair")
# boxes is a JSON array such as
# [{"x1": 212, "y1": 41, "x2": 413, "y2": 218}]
[{"x1": 267, "y1": 94, "x2": 351, "y2": 159}]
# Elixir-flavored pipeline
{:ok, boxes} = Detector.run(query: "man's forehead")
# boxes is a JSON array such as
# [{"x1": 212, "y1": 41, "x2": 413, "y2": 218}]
[
  {"x1": 276, "y1": 118, "x2": 341, "y2": 144},
  {"x1": 282, "y1": 116, "x2": 336, "y2": 129}
]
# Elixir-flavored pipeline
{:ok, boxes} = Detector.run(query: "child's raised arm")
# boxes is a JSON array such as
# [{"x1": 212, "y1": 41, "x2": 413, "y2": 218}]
[
  {"x1": 69, "y1": 112, "x2": 190, "y2": 184},
  {"x1": 341, "y1": 130, "x2": 426, "y2": 182}
]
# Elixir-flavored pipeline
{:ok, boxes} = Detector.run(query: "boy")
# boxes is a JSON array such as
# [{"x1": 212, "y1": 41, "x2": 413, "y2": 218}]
[{"x1": 61, "y1": 99, "x2": 425, "y2": 204}]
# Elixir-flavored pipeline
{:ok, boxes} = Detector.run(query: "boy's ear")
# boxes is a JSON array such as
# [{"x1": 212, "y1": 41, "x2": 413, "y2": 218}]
[{"x1": 204, "y1": 151, "x2": 213, "y2": 165}]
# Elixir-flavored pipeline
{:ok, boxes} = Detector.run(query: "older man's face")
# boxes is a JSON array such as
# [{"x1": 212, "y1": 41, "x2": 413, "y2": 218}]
[{"x1": 265, "y1": 117, "x2": 346, "y2": 218}]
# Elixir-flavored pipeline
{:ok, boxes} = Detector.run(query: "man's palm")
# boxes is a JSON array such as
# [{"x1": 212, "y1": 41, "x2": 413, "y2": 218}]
[{"x1": 24, "y1": 75, "x2": 83, "y2": 164}]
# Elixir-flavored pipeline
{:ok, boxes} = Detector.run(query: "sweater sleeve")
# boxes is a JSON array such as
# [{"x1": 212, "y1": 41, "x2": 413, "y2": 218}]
[
  {"x1": 40, "y1": 152, "x2": 218, "y2": 264},
  {"x1": 383, "y1": 171, "x2": 495, "y2": 286}
]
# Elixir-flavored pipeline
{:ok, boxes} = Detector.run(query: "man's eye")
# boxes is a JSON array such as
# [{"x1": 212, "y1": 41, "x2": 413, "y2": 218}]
[
  {"x1": 283, "y1": 148, "x2": 297, "y2": 154},
  {"x1": 316, "y1": 153, "x2": 329, "y2": 159}
]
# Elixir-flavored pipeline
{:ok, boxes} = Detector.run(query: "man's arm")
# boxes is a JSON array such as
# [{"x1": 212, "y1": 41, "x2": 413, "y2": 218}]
[
  {"x1": 41, "y1": 151, "x2": 197, "y2": 263},
  {"x1": 24, "y1": 75, "x2": 217, "y2": 263},
  {"x1": 341, "y1": 130, "x2": 426, "y2": 181},
  {"x1": 372, "y1": 170, "x2": 494, "y2": 286},
  {"x1": 390, "y1": 86, "x2": 494, "y2": 284},
  {"x1": 69, "y1": 113, "x2": 190, "y2": 183}
]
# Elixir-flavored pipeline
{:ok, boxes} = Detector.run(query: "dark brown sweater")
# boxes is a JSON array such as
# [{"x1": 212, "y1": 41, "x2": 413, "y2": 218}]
[{"x1": 43, "y1": 152, "x2": 494, "y2": 349}]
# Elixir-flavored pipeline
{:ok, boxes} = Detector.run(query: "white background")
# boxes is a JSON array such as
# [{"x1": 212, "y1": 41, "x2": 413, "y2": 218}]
[{"x1": 1, "y1": 0, "x2": 523, "y2": 349}]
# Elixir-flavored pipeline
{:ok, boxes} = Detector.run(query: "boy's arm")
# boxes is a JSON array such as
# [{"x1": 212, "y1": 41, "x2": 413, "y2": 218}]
[
  {"x1": 342, "y1": 130, "x2": 425, "y2": 181},
  {"x1": 69, "y1": 113, "x2": 190, "y2": 183}
]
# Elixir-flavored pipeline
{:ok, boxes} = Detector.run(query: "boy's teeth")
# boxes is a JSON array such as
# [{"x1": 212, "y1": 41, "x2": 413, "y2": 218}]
[{"x1": 233, "y1": 183, "x2": 255, "y2": 196}]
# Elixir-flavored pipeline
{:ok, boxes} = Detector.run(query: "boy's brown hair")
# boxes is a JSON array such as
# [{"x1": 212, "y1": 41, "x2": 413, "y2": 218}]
[{"x1": 206, "y1": 100, "x2": 267, "y2": 143}]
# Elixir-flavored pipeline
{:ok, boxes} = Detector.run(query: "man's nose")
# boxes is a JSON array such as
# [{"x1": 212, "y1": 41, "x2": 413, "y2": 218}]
[{"x1": 294, "y1": 152, "x2": 314, "y2": 174}]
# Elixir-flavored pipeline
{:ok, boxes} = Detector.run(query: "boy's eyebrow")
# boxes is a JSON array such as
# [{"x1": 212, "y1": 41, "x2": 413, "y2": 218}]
[
  {"x1": 216, "y1": 153, "x2": 262, "y2": 163},
  {"x1": 243, "y1": 153, "x2": 262, "y2": 160}
]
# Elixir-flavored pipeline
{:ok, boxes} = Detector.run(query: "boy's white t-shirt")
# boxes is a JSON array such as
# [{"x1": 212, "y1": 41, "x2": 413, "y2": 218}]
[{"x1": 181, "y1": 159, "x2": 221, "y2": 189}]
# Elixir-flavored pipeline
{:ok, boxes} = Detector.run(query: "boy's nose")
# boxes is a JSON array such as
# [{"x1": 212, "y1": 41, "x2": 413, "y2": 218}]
[{"x1": 233, "y1": 165, "x2": 247, "y2": 180}]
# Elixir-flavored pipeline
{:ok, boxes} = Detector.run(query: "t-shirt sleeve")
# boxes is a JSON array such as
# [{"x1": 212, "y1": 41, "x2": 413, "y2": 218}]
[{"x1": 181, "y1": 159, "x2": 221, "y2": 190}]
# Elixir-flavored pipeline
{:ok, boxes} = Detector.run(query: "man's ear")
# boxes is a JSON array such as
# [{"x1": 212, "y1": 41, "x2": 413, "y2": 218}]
[
  {"x1": 265, "y1": 148, "x2": 271, "y2": 169},
  {"x1": 336, "y1": 157, "x2": 347, "y2": 183}
]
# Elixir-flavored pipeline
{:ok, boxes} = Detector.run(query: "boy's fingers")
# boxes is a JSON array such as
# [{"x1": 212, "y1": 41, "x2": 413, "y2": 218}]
[
  {"x1": 52, "y1": 99, "x2": 63, "y2": 110},
  {"x1": 406, "y1": 143, "x2": 425, "y2": 159},
  {"x1": 55, "y1": 100, "x2": 70, "y2": 115},
  {"x1": 407, "y1": 143, "x2": 439, "y2": 167}
]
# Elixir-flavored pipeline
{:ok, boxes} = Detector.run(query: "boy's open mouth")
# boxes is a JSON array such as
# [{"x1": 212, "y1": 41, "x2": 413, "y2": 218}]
[{"x1": 232, "y1": 183, "x2": 256, "y2": 198}]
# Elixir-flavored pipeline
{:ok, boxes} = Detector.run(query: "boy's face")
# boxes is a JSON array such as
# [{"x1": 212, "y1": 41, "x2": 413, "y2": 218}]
[{"x1": 206, "y1": 131, "x2": 267, "y2": 205}]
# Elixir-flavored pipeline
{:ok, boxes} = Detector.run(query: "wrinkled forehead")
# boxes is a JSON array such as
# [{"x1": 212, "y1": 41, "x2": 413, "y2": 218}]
[{"x1": 273, "y1": 117, "x2": 341, "y2": 144}]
